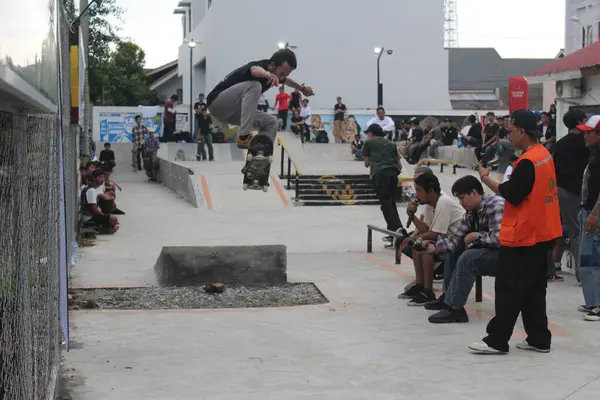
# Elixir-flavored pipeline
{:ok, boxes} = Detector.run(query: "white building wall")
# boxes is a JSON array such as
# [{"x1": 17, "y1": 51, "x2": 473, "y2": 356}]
[
  {"x1": 555, "y1": 75, "x2": 600, "y2": 139},
  {"x1": 155, "y1": 76, "x2": 182, "y2": 101},
  {"x1": 178, "y1": 0, "x2": 451, "y2": 112},
  {"x1": 565, "y1": 0, "x2": 600, "y2": 54}
]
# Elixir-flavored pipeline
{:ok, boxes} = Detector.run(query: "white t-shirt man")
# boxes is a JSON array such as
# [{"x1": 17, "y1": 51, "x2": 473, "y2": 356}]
[
  {"x1": 430, "y1": 193, "x2": 465, "y2": 236},
  {"x1": 366, "y1": 115, "x2": 395, "y2": 135},
  {"x1": 300, "y1": 105, "x2": 312, "y2": 126},
  {"x1": 86, "y1": 187, "x2": 98, "y2": 205}
]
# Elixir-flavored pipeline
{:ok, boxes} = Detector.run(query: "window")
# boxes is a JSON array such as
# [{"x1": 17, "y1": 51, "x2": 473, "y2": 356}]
[
  {"x1": 208, "y1": 0, "x2": 212, "y2": 8},
  {"x1": 582, "y1": 26, "x2": 586, "y2": 48},
  {"x1": 587, "y1": 25, "x2": 593, "y2": 45}
]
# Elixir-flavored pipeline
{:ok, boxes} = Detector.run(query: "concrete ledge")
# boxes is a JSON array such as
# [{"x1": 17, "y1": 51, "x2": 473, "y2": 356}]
[
  {"x1": 154, "y1": 245, "x2": 288, "y2": 287},
  {"x1": 158, "y1": 158, "x2": 203, "y2": 208}
]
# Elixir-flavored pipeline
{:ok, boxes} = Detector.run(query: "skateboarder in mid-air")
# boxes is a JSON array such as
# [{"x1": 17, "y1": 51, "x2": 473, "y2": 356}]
[{"x1": 206, "y1": 49, "x2": 314, "y2": 150}]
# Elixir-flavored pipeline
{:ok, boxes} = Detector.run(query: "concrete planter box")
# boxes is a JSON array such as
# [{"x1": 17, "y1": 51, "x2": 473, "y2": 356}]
[{"x1": 155, "y1": 245, "x2": 287, "y2": 287}]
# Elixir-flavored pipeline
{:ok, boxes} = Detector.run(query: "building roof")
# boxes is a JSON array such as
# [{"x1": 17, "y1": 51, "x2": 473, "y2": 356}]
[
  {"x1": 448, "y1": 48, "x2": 553, "y2": 91},
  {"x1": 144, "y1": 60, "x2": 178, "y2": 84},
  {"x1": 529, "y1": 40, "x2": 600, "y2": 76}
]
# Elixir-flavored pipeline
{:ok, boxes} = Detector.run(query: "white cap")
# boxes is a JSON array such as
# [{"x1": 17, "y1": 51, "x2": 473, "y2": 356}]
[{"x1": 578, "y1": 115, "x2": 600, "y2": 132}]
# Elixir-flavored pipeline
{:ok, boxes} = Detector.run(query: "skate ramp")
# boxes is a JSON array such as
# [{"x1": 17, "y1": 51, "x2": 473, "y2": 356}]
[{"x1": 276, "y1": 132, "x2": 414, "y2": 177}]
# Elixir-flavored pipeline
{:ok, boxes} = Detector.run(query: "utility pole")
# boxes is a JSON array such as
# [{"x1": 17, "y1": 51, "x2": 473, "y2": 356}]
[{"x1": 80, "y1": 0, "x2": 91, "y2": 157}]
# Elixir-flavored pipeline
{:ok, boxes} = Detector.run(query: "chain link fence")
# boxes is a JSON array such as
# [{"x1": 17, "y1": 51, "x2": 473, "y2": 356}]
[{"x1": 0, "y1": 3, "x2": 76, "y2": 399}]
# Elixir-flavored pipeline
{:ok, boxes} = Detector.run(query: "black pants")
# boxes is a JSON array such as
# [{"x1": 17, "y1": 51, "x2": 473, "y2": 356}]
[
  {"x1": 163, "y1": 120, "x2": 175, "y2": 142},
  {"x1": 465, "y1": 137, "x2": 482, "y2": 161},
  {"x1": 483, "y1": 241, "x2": 553, "y2": 352},
  {"x1": 278, "y1": 109, "x2": 289, "y2": 130},
  {"x1": 372, "y1": 168, "x2": 402, "y2": 232}
]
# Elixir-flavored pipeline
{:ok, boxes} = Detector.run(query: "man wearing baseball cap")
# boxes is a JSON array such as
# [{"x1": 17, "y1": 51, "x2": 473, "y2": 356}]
[
  {"x1": 472, "y1": 109, "x2": 562, "y2": 354},
  {"x1": 575, "y1": 115, "x2": 600, "y2": 321},
  {"x1": 363, "y1": 123, "x2": 404, "y2": 243}
]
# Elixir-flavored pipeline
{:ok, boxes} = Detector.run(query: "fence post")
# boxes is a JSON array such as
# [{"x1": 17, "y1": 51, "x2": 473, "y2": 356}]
[
  {"x1": 475, "y1": 276, "x2": 483, "y2": 302},
  {"x1": 367, "y1": 227, "x2": 373, "y2": 253},
  {"x1": 440, "y1": 163, "x2": 444, "y2": 173}
]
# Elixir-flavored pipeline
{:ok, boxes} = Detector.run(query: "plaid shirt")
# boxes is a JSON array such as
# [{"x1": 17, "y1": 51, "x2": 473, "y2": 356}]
[
  {"x1": 435, "y1": 194, "x2": 505, "y2": 253},
  {"x1": 132, "y1": 124, "x2": 149, "y2": 148}
]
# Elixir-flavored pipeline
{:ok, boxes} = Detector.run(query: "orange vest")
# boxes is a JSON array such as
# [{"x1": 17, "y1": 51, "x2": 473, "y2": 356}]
[{"x1": 499, "y1": 143, "x2": 562, "y2": 247}]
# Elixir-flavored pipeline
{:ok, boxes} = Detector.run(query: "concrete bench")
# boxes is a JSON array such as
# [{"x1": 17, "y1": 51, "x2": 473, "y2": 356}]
[
  {"x1": 366, "y1": 224, "x2": 482, "y2": 302},
  {"x1": 436, "y1": 146, "x2": 479, "y2": 168}
]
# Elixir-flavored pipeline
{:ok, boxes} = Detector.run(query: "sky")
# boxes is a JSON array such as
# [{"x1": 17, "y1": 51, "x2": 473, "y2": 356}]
[{"x1": 118, "y1": 0, "x2": 567, "y2": 68}]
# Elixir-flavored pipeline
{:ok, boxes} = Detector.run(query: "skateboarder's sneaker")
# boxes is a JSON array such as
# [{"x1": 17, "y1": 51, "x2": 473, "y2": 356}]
[{"x1": 237, "y1": 134, "x2": 252, "y2": 149}]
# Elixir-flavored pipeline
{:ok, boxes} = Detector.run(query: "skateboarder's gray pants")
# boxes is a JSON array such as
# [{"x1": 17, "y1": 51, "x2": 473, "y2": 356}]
[{"x1": 208, "y1": 81, "x2": 278, "y2": 141}]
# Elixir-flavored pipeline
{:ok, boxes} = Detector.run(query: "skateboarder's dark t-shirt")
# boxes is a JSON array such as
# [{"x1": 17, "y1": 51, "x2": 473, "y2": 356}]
[
  {"x1": 198, "y1": 114, "x2": 212, "y2": 135},
  {"x1": 207, "y1": 60, "x2": 278, "y2": 107}
]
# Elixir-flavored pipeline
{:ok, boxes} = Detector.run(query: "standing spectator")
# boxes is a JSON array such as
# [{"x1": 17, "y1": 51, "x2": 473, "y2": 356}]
[
  {"x1": 550, "y1": 109, "x2": 589, "y2": 282},
  {"x1": 289, "y1": 88, "x2": 302, "y2": 113},
  {"x1": 539, "y1": 112, "x2": 557, "y2": 152},
  {"x1": 363, "y1": 124, "x2": 404, "y2": 241},
  {"x1": 99, "y1": 143, "x2": 116, "y2": 172},
  {"x1": 575, "y1": 115, "x2": 600, "y2": 320},
  {"x1": 472, "y1": 109, "x2": 561, "y2": 355},
  {"x1": 549, "y1": 103, "x2": 557, "y2": 121},
  {"x1": 197, "y1": 108, "x2": 214, "y2": 161},
  {"x1": 131, "y1": 115, "x2": 148, "y2": 171},
  {"x1": 163, "y1": 94, "x2": 178, "y2": 143},
  {"x1": 333, "y1": 96, "x2": 348, "y2": 143},
  {"x1": 366, "y1": 107, "x2": 396, "y2": 141},
  {"x1": 144, "y1": 131, "x2": 161, "y2": 182},
  {"x1": 193, "y1": 93, "x2": 206, "y2": 139},
  {"x1": 273, "y1": 86, "x2": 291, "y2": 130},
  {"x1": 300, "y1": 98, "x2": 312, "y2": 142}
]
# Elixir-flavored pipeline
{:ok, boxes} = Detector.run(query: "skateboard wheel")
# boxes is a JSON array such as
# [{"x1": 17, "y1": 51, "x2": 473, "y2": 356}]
[
  {"x1": 247, "y1": 154, "x2": 253, "y2": 162},
  {"x1": 262, "y1": 185, "x2": 269, "y2": 192},
  {"x1": 267, "y1": 156, "x2": 273, "y2": 163},
  {"x1": 243, "y1": 184, "x2": 249, "y2": 191}
]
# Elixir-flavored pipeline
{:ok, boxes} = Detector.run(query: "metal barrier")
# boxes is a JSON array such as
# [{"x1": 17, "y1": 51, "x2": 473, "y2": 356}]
[
  {"x1": 277, "y1": 137, "x2": 300, "y2": 190},
  {"x1": 366, "y1": 224, "x2": 482, "y2": 302}
]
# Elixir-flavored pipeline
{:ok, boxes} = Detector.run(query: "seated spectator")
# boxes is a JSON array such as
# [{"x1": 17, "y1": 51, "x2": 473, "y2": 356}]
[
  {"x1": 365, "y1": 107, "x2": 396, "y2": 141},
  {"x1": 429, "y1": 118, "x2": 457, "y2": 158},
  {"x1": 81, "y1": 170, "x2": 119, "y2": 233},
  {"x1": 310, "y1": 115, "x2": 330, "y2": 144},
  {"x1": 461, "y1": 115, "x2": 483, "y2": 162},
  {"x1": 144, "y1": 130, "x2": 160, "y2": 181},
  {"x1": 406, "y1": 119, "x2": 425, "y2": 164},
  {"x1": 397, "y1": 173, "x2": 465, "y2": 305},
  {"x1": 351, "y1": 134, "x2": 365, "y2": 161},
  {"x1": 481, "y1": 112, "x2": 500, "y2": 164},
  {"x1": 420, "y1": 120, "x2": 437, "y2": 156},
  {"x1": 100, "y1": 169, "x2": 125, "y2": 215},
  {"x1": 539, "y1": 112, "x2": 556, "y2": 152},
  {"x1": 99, "y1": 143, "x2": 116, "y2": 172},
  {"x1": 422, "y1": 176, "x2": 504, "y2": 323},
  {"x1": 290, "y1": 110, "x2": 305, "y2": 137},
  {"x1": 300, "y1": 99, "x2": 312, "y2": 142}
]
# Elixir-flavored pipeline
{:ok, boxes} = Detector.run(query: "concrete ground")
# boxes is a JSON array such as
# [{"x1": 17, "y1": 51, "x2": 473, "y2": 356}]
[{"x1": 65, "y1": 139, "x2": 600, "y2": 400}]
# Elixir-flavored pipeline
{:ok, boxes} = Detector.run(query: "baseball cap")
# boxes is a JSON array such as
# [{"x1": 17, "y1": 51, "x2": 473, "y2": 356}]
[
  {"x1": 510, "y1": 109, "x2": 541, "y2": 138},
  {"x1": 577, "y1": 115, "x2": 600, "y2": 132},
  {"x1": 365, "y1": 124, "x2": 383, "y2": 136}
]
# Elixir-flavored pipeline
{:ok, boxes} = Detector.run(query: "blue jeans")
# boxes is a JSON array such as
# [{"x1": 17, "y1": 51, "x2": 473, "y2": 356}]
[
  {"x1": 579, "y1": 209, "x2": 600, "y2": 307},
  {"x1": 496, "y1": 139, "x2": 512, "y2": 158},
  {"x1": 444, "y1": 247, "x2": 501, "y2": 310}
]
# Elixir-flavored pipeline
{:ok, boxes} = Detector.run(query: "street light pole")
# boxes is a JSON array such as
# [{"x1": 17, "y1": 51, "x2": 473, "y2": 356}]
[
  {"x1": 377, "y1": 49, "x2": 383, "y2": 107},
  {"x1": 188, "y1": 39, "x2": 197, "y2": 137}
]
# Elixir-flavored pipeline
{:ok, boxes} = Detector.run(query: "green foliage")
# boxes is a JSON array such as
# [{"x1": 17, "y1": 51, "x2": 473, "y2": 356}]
[{"x1": 62, "y1": 0, "x2": 160, "y2": 106}]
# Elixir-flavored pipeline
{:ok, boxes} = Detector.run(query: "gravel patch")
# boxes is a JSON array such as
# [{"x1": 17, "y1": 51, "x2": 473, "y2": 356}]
[{"x1": 70, "y1": 283, "x2": 328, "y2": 310}]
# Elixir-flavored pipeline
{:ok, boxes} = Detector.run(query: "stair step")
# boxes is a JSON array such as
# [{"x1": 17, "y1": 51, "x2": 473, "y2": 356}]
[
  {"x1": 297, "y1": 199, "x2": 382, "y2": 206},
  {"x1": 297, "y1": 174, "x2": 371, "y2": 180},
  {"x1": 296, "y1": 188, "x2": 376, "y2": 194},
  {"x1": 297, "y1": 193, "x2": 379, "y2": 201}
]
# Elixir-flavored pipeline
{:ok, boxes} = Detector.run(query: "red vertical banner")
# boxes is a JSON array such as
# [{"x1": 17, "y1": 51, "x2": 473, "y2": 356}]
[{"x1": 509, "y1": 76, "x2": 529, "y2": 114}]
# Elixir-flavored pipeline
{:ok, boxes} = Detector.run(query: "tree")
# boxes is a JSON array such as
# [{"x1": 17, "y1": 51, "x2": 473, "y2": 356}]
[{"x1": 103, "y1": 42, "x2": 162, "y2": 106}]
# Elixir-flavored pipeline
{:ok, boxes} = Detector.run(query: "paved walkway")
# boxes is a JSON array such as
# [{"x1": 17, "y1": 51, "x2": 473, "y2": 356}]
[{"x1": 65, "y1": 146, "x2": 600, "y2": 400}]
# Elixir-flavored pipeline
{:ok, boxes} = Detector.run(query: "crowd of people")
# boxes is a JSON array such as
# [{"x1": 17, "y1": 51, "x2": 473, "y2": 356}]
[{"x1": 362, "y1": 108, "x2": 600, "y2": 354}]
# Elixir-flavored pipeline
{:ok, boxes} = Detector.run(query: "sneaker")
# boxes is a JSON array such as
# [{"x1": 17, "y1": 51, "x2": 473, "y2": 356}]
[
  {"x1": 424, "y1": 294, "x2": 445, "y2": 310},
  {"x1": 236, "y1": 134, "x2": 253, "y2": 149},
  {"x1": 408, "y1": 291, "x2": 436, "y2": 307},
  {"x1": 515, "y1": 340, "x2": 550, "y2": 353},
  {"x1": 433, "y1": 272, "x2": 444, "y2": 282},
  {"x1": 428, "y1": 307, "x2": 469, "y2": 323},
  {"x1": 398, "y1": 284, "x2": 422, "y2": 300},
  {"x1": 547, "y1": 274, "x2": 564, "y2": 282},
  {"x1": 468, "y1": 341, "x2": 507, "y2": 355},
  {"x1": 578, "y1": 305, "x2": 594, "y2": 312},
  {"x1": 584, "y1": 308, "x2": 600, "y2": 321},
  {"x1": 487, "y1": 157, "x2": 500, "y2": 167},
  {"x1": 382, "y1": 235, "x2": 394, "y2": 243}
]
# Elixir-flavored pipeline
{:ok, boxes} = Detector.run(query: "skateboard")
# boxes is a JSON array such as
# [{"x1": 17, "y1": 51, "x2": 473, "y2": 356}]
[{"x1": 242, "y1": 134, "x2": 274, "y2": 192}]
